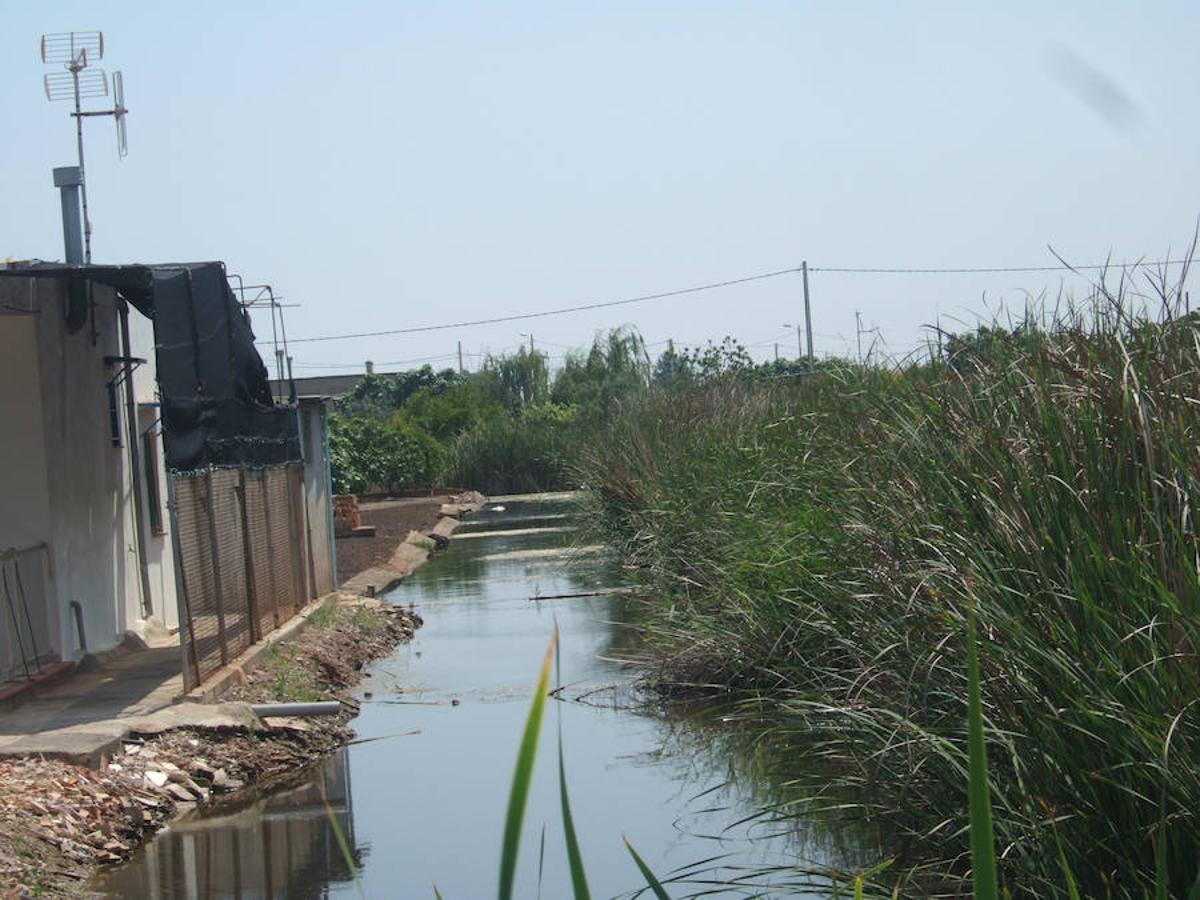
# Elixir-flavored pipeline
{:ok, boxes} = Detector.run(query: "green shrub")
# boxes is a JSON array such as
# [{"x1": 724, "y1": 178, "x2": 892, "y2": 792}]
[{"x1": 329, "y1": 413, "x2": 443, "y2": 494}]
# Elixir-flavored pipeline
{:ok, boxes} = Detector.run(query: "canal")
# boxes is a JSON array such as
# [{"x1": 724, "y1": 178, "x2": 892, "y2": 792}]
[{"x1": 95, "y1": 495, "x2": 856, "y2": 897}]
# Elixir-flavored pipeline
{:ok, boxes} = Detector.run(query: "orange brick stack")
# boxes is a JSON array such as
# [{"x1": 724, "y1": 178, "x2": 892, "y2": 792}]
[{"x1": 332, "y1": 494, "x2": 360, "y2": 537}]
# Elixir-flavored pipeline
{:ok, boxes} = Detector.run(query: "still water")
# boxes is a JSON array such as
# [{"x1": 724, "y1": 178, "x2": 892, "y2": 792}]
[{"x1": 95, "y1": 496, "x2": 852, "y2": 898}]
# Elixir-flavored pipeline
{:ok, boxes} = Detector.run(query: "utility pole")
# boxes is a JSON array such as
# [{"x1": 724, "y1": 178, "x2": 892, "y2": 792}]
[
  {"x1": 855, "y1": 311, "x2": 864, "y2": 364},
  {"x1": 783, "y1": 322, "x2": 802, "y2": 359},
  {"x1": 529, "y1": 333, "x2": 534, "y2": 354},
  {"x1": 801, "y1": 260, "x2": 813, "y2": 366},
  {"x1": 457, "y1": 340, "x2": 464, "y2": 374},
  {"x1": 774, "y1": 342, "x2": 779, "y2": 362}
]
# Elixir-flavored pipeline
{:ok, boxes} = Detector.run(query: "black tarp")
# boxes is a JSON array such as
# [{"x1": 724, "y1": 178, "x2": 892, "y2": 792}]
[{"x1": 0, "y1": 261, "x2": 300, "y2": 472}]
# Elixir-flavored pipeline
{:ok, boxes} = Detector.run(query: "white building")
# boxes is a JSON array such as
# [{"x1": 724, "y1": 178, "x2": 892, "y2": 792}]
[
  {"x1": 0, "y1": 263, "x2": 338, "y2": 691},
  {"x1": 0, "y1": 271, "x2": 176, "y2": 682}
]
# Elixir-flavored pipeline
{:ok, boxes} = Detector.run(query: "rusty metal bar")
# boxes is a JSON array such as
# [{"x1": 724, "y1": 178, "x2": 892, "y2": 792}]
[
  {"x1": 203, "y1": 471, "x2": 229, "y2": 667},
  {"x1": 236, "y1": 471, "x2": 262, "y2": 644},
  {"x1": 167, "y1": 475, "x2": 202, "y2": 689}
]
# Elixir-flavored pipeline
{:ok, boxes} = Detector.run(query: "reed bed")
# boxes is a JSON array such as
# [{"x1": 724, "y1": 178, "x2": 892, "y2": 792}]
[
  {"x1": 577, "y1": 278, "x2": 1200, "y2": 895},
  {"x1": 444, "y1": 415, "x2": 578, "y2": 494}
]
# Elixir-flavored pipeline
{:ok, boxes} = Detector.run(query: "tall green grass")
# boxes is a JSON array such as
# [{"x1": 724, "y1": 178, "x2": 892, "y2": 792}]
[
  {"x1": 445, "y1": 415, "x2": 579, "y2": 494},
  {"x1": 577, "y1": 277, "x2": 1200, "y2": 895},
  {"x1": 498, "y1": 630, "x2": 667, "y2": 899}
]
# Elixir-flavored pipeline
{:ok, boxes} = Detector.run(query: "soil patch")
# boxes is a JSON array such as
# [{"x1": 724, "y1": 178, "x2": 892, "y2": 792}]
[{"x1": 336, "y1": 495, "x2": 449, "y2": 582}]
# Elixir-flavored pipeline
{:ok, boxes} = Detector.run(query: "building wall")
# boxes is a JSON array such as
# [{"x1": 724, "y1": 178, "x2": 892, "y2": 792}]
[
  {"x1": 0, "y1": 307, "x2": 58, "y2": 678},
  {"x1": 0, "y1": 276, "x2": 179, "y2": 665},
  {"x1": 300, "y1": 401, "x2": 336, "y2": 595},
  {"x1": 0, "y1": 314, "x2": 53, "y2": 550},
  {"x1": 34, "y1": 278, "x2": 135, "y2": 656},
  {"x1": 130, "y1": 311, "x2": 180, "y2": 630}
]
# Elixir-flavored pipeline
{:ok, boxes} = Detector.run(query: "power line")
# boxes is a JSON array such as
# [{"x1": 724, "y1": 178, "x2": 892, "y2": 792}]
[
  {"x1": 280, "y1": 256, "x2": 1192, "y2": 347},
  {"x1": 285, "y1": 267, "x2": 803, "y2": 344},
  {"x1": 809, "y1": 258, "x2": 1191, "y2": 274}
]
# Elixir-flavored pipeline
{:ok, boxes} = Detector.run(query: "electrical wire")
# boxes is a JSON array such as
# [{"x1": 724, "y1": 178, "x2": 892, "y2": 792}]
[
  {"x1": 809, "y1": 258, "x2": 1191, "y2": 274},
  {"x1": 279, "y1": 256, "x2": 1191, "y2": 347},
  {"x1": 285, "y1": 267, "x2": 802, "y2": 344}
]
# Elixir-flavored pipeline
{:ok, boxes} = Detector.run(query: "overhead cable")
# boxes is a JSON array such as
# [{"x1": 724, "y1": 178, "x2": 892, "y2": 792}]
[
  {"x1": 283, "y1": 257, "x2": 1191, "y2": 346},
  {"x1": 285, "y1": 267, "x2": 802, "y2": 344}
]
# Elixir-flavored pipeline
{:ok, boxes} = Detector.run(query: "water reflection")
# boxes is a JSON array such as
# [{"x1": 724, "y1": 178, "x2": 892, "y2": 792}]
[
  {"x1": 97, "y1": 496, "x2": 872, "y2": 898},
  {"x1": 93, "y1": 751, "x2": 358, "y2": 899}
]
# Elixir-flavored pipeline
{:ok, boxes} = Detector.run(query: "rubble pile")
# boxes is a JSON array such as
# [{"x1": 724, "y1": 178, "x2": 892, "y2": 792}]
[
  {"x1": 0, "y1": 755, "x2": 169, "y2": 894},
  {"x1": 0, "y1": 599, "x2": 422, "y2": 897}
]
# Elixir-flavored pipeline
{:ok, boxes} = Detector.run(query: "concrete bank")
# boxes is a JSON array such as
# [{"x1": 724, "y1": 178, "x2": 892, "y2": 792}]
[{"x1": 338, "y1": 490, "x2": 486, "y2": 597}]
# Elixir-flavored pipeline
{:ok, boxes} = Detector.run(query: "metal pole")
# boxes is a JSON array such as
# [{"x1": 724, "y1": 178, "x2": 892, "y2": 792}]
[
  {"x1": 203, "y1": 472, "x2": 230, "y2": 666},
  {"x1": 71, "y1": 65, "x2": 92, "y2": 263},
  {"x1": 856, "y1": 311, "x2": 863, "y2": 364},
  {"x1": 52, "y1": 167, "x2": 84, "y2": 264},
  {"x1": 236, "y1": 473, "x2": 261, "y2": 643},
  {"x1": 457, "y1": 341, "x2": 464, "y2": 374},
  {"x1": 276, "y1": 299, "x2": 296, "y2": 403},
  {"x1": 119, "y1": 300, "x2": 155, "y2": 619},
  {"x1": 774, "y1": 342, "x2": 779, "y2": 362},
  {"x1": 529, "y1": 333, "x2": 534, "y2": 354},
  {"x1": 801, "y1": 260, "x2": 813, "y2": 365},
  {"x1": 322, "y1": 410, "x2": 338, "y2": 590},
  {"x1": 166, "y1": 475, "x2": 203, "y2": 689}
]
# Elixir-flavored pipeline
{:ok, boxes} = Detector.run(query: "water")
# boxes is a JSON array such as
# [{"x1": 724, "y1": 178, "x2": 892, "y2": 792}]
[{"x1": 95, "y1": 496, "x2": 854, "y2": 898}]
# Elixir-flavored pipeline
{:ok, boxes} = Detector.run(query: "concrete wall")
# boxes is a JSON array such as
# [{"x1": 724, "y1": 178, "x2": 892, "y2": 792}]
[
  {"x1": 0, "y1": 314, "x2": 52, "y2": 550},
  {"x1": 130, "y1": 310, "x2": 180, "y2": 630},
  {"x1": 299, "y1": 400, "x2": 336, "y2": 595},
  {"x1": 0, "y1": 276, "x2": 180, "y2": 666},
  {"x1": 0, "y1": 305, "x2": 58, "y2": 677}
]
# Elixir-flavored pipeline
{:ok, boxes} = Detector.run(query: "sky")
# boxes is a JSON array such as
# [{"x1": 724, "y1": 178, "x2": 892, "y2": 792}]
[{"x1": 3, "y1": 2, "x2": 1199, "y2": 375}]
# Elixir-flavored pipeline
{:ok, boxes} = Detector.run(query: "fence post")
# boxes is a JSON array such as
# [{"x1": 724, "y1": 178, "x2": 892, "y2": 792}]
[
  {"x1": 284, "y1": 464, "x2": 307, "y2": 613},
  {"x1": 203, "y1": 471, "x2": 229, "y2": 666},
  {"x1": 260, "y1": 471, "x2": 281, "y2": 631},
  {"x1": 236, "y1": 470, "x2": 262, "y2": 644},
  {"x1": 166, "y1": 475, "x2": 202, "y2": 689}
]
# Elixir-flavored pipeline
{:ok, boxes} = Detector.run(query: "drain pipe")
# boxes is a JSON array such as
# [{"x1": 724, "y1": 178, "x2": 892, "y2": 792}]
[
  {"x1": 250, "y1": 701, "x2": 342, "y2": 717},
  {"x1": 118, "y1": 301, "x2": 155, "y2": 619},
  {"x1": 68, "y1": 600, "x2": 87, "y2": 654}
]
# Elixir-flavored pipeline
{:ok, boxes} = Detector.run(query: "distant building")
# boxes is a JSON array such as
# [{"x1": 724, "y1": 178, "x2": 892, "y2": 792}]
[{"x1": 270, "y1": 372, "x2": 366, "y2": 401}]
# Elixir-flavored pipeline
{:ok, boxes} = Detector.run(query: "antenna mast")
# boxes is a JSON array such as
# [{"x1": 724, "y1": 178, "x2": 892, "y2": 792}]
[{"x1": 41, "y1": 31, "x2": 130, "y2": 264}]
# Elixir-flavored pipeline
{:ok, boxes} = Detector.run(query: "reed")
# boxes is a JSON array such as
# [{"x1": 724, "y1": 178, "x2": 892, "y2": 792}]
[
  {"x1": 445, "y1": 415, "x2": 579, "y2": 494},
  {"x1": 577, "y1": 274, "x2": 1200, "y2": 895}
]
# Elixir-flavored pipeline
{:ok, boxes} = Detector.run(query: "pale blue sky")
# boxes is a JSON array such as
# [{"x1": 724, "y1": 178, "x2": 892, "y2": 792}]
[{"x1": 3, "y1": 2, "x2": 1198, "y2": 372}]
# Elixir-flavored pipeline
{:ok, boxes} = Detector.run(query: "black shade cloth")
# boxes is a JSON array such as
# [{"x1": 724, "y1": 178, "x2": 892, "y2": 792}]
[{"x1": 1, "y1": 261, "x2": 300, "y2": 472}]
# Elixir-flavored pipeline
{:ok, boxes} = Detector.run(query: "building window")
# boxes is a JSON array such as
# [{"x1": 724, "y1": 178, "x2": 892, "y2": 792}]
[
  {"x1": 139, "y1": 410, "x2": 165, "y2": 536},
  {"x1": 107, "y1": 380, "x2": 122, "y2": 447}
]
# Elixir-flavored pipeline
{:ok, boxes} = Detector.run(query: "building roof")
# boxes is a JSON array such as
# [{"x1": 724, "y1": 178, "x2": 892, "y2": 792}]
[{"x1": 269, "y1": 373, "x2": 365, "y2": 400}]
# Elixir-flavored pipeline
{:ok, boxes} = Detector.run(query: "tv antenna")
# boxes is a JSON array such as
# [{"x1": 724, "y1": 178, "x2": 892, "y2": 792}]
[{"x1": 41, "y1": 31, "x2": 130, "y2": 264}]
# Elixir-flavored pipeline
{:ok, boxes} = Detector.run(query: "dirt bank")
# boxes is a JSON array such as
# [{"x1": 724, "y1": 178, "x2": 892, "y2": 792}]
[
  {"x1": 336, "y1": 495, "x2": 450, "y2": 582},
  {"x1": 0, "y1": 602, "x2": 419, "y2": 899}
]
